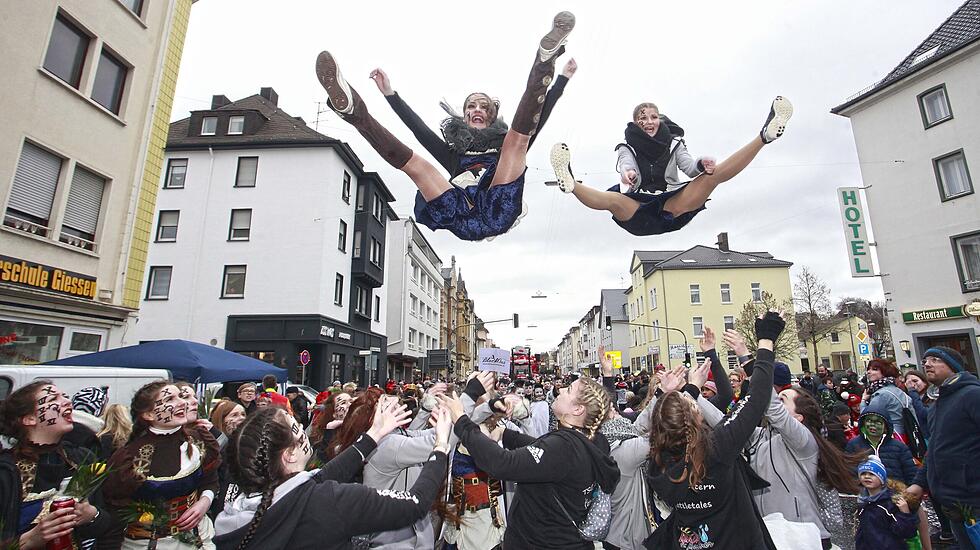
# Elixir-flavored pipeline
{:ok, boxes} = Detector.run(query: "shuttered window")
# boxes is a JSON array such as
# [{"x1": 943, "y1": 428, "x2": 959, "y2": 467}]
[
  {"x1": 6, "y1": 142, "x2": 63, "y2": 228},
  {"x1": 62, "y1": 166, "x2": 106, "y2": 240}
]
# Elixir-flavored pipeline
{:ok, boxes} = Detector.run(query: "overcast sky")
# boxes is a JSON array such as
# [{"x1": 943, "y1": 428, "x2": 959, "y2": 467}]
[{"x1": 171, "y1": 0, "x2": 964, "y2": 352}]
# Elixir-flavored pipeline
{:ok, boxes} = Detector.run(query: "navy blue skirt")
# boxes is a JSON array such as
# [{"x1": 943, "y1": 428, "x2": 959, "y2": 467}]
[
  {"x1": 415, "y1": 164, "x2": 525, "y2": 241},
  {"x1": 609, "y1": 184, "x2": 705, "y2": 236}
]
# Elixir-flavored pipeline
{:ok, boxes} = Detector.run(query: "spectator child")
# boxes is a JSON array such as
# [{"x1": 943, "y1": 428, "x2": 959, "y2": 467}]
[{"x1": 855, "y1": 456, "x2": 917, "y2": 550}]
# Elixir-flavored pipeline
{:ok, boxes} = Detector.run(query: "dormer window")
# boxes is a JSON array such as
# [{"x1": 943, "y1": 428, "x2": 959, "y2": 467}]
[
  {"x1": 201, "y1": 116, "x2": 217, "y2": 135},
  {"x1": 228, "y1": 115, "x2": 244, "y2": 135}
]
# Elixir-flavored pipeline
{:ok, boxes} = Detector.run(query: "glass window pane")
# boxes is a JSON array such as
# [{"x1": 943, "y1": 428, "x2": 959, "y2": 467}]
[
  {"x1": 228, "y1": 116, "x2": 245, "y2": 134},
  {"x1": 938, "y1": 154, "x2": 971, "y2": 197},
  {"x1": 44, "y1": 16, "x2": 89, "y2": 88},
  {"x1": 157, "y1": 211, "x2": 178, "y2": 241},
  {"x1": 166, "y1": 159, "x2": 187, "y2": 188},
  {"x1": 69, "y1": 332, "x2": 102, "y2": 352},
  {"x1": 148, "y1": 266, "x2": 172, "y2": 299},
  {"x1": 923, "y1": 89, "x2": 950, "y2": 123},
  {"x1": 91, "y1": 50, "x2": 127, "y2": 114},
  {"x1": 0, "y1": 320, "x2": 64, "y2": 364},
  {"x1": 236, "y1": 157, "x2": 257, "y2": 187},
  {"x1": 956, "y1": 234, "x2": 980, "y2": 291},
  {"x1": 122, "y1": 0, "x2": 144, "y2": 16},
  {"x1": 201, "y1": 117, "x2": 217, "y2": 135},
  {"x1": 223, "y1": 266, "x2": 246, "y2": 297}
]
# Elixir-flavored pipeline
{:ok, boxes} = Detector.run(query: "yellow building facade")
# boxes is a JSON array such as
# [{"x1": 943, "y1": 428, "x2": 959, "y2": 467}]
[
  {"x1": 626, "y1": 244, "x2": 796, "y2": 371},
  {"x1": 802, "y1": 315, "x2": 871, "y2": 373}
]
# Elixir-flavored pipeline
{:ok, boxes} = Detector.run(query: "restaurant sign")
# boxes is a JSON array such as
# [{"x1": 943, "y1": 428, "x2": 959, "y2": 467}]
[
  {"x1": 0, "y1": 254, "x2": 97, "y2": 299},
  {"x1": 902, "y1": 306, "x2": 965, "y2": 324}
]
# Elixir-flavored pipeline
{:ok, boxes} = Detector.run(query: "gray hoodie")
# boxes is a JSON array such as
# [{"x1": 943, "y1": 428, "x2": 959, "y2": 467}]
[{"x1": 615, "y1": 140, "x2": 703, "y2": 194}]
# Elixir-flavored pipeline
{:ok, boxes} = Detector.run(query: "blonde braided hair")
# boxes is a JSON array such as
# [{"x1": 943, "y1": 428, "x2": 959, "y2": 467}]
[{"x1": 575, "y1": 377, "x2": 612, "y2": 440}]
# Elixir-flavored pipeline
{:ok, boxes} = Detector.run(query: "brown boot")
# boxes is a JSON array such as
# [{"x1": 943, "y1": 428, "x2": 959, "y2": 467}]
[
  {"x1": 511, "y1": 12, "x2": 575, "y2": 135},
  {"x1": 315, "y1": 51, "x2": 412, "y2": 169}
]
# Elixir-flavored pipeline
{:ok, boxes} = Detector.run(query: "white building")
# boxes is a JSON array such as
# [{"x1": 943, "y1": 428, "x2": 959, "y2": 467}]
[
  {"x1": 578, "y1": 305, "x2": 601, "y2": 376},
  {"x1": 385, "y1": 217, "x2": 443, "y2": 382},
  {"x1": 599, "y1": 288, "x2": 631, "y2": 373},
  {"x1": 0, "y1": 0, "x2": 195, "y2": 364},
  {"x1": 135, "y1": 89, "x2": 396, "y2": 387},
  {"x1": 832, "y1": 0, "x2": 980, "y2": 373}
]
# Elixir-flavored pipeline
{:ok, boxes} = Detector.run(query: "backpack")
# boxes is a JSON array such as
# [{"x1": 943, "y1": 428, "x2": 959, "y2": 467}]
[{"x1": 553, "y1": 483, "x2": 613, "y2": 541}]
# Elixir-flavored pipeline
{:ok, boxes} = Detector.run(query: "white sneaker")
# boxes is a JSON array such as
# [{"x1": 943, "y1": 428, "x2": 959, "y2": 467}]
[
  {"x1": 315, "y1": 51, "x2": 354, "y2": 115},
  {"x1": 539, "y1": 11, "x2": 575, "y2": 63},
  {"x1": 550, "y1": 142, "x2": 576, "y2": 193},
  {"x1": 760, "y1": 96, "x2": 792, "y2": 143}
]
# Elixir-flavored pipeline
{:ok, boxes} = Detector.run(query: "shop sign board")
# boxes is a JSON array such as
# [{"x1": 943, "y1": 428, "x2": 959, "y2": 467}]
[
  {"x1": 669, "y1": 344, "x2": 694, "y2": 359},
  {"x1": 605, "y1": 350, "x2": 623, "y2": 369},
  {"x1": 902, "y1": 306, "x2": 965, "y2": 323},
  {"x1": 964, "y1": 301, "x2": 980, "y2": 319},
  {"x1": 0, "y1": 254, "x2": 97, "y2": 299},
  {"x1": 836, "y1": 187, "x2": 874, "y2": 277}
]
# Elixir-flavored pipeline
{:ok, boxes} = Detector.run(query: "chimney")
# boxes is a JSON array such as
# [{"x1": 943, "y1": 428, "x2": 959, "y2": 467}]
[
  {"x1": 716, "y1": 232, "x2": 730, "y2": 252},
  {"x1": 260, "y1": 87, "x2": 278, "y2": 106},
  {"x1": 211, "y1": 94, "x2": 231, "y2": 109}
]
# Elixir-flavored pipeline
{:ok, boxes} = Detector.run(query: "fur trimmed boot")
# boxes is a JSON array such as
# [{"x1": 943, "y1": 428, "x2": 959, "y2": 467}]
[
  {"x1": 316, "y1": 51, "x2": 412, "y2": 169},
  {"x1": 511, "y1": 12, "x2": 575, "y2": 136}
]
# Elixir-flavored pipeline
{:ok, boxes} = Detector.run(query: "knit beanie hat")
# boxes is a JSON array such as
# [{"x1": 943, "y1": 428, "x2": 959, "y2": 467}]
[
  {"x1": 773, "y1": 362, "x2": 792, "y2": 388},
  {"x1": 72, "y1": 386, "x2": 108, "y2": 417},
  {"x1": 858, "y1": 455, "x2": 887, "y2": 485},
  {"x1": 702, "y1": 381, "x2": 718, "y2": 394},
  {"x1": 923, "y1": 346, "x2": 966, "y2": 373},
  {"x1": 832, "y1": 401, "x2": 851, "y2": 417}
]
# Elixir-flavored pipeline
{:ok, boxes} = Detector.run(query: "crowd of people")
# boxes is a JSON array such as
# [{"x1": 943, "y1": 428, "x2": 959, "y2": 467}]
[{"x1": 2, "y1": 311, "x2": 979, "y2": 550}]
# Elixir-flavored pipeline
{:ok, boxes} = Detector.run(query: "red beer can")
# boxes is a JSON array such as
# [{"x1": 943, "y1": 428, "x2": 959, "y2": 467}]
[{"x1": 46, "y1": 496, "x2": 76, "y2": 550}]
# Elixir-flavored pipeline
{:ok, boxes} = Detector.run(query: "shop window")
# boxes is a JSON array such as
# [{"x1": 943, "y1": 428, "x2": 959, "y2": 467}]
[
  {"x1": 330, "y1": 353, "x2": 343, "y2": 382},
  {"x1": 156, "y1": 210, "x2": 179, "y2": 242},
  {"x1": 4, "y1": 141, "x2": 63, "y2": 236},
  {"x1": 235, "y1": 157, "x2": 258, "y2": 187},
  {"x1": 43, "y1": 14, "x2": 90, "y2": 89},
  {"x1": 221, "y1": 265, "x2": 246, "y2": 298},
  {"x1": 90, "y1": 48, "x2": 128, "y2": 115},
  {"x1": 164, "y1": 158, "x2": 187, "y2": 189},
  {"x1": 227, "y1": 115, "x2": 245, "y2": 135},
  {"x1": 934, "y1": 150, "x2": 973, "y2": 201},
  {"x1": 952, "y1": 230, "x2": 980, "y2": 293},
  {"x1": 146, "y1": 266, "x2": 172, "y2": 300},
  {"x1": 69, "y1": 331, "x2": 101, "y2": 352},
  {"x1": 201, "y1": 116, "x2": 217, "y2": 136},
  {"x1": 228, "y1": 209, "x2": 251, "y2": 241},
  {"x1": 918, "y1": 85, "x2": 952, "y2": 128},
  {"x1": 0, "y1": 319, "x2": 64, "y2": 365}
]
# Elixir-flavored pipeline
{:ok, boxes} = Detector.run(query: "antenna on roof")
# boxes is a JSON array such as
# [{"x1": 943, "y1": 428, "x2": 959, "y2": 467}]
[{"x1": 314, "y1": 101, "x2": 333, "y2": 133}]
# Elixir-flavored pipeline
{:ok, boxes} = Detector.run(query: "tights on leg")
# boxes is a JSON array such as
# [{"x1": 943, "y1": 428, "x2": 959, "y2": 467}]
[
  {"x1": 571, "y1": 184, "x2": 641, "y2": 221},
  {"x1": 402, "y1": 154, "x2": 453, "y2": 202},
  {"x1": 490, "y1": 131, "x2": 531, "y2": 187},
  {"x1": 663, "y1": 136, "x2": 765, "y2": 216}
]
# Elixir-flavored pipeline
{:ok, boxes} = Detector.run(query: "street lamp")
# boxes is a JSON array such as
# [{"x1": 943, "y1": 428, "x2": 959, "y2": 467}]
[
  {"x1": 899, "y1": 340, "x2": 911, "y2": 358},
  {"x1": 605, "y1": 316, "x2": 691, "y2": 368}
]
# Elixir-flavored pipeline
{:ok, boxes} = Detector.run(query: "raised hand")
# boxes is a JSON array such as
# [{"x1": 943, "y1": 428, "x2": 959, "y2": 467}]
[
  {"x1": 431, "y1": 407, "x2": 453, "y2": 451},
  {"x1": 474, "y1": 371, "x2": 495, "y2": 394},
  {"x1": 561, "y1": 58, "x2": 578, "y2": 78},
  {"x1": 689, "y1": 358, "x2": 712, "y2": 390},
  {"x1": 598, "y1": 345, "x2": 614, "y2": 377},
  {"x1": 754, "y1": 310, "x2": 786, "y2": 347},
  {"x1": 660, "y1": 365, "x2": 688, "y2": 394},
  {"x1": 367, "y1": 398, "x2": 411, "y2": 442},
  {"x1": 722, "y1": 329, "x2": 750, "y2": 357},
  {"x1": 699, "y1": 326, "x2": 716, "y2": 352},
  {"x1": 369, "y1": 68, "x2": 394, "y2": 96},
  {"x1": 434, "y1": 392, "x2": 465, "y2": 422}
]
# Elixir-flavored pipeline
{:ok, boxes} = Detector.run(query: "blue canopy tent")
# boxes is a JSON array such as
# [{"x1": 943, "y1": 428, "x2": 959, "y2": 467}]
[{"x1": 45, "y1": 339, "x2": 286, "y2": 384}]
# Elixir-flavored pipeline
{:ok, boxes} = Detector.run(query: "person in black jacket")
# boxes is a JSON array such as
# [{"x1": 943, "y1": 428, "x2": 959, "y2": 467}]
[
  {"x1": 438, "y1": 374, "x2": 620, "y2": 550},
  {"x1": 213, "y1": 398, "x2": 450, "y2": 550},
  {"x1": 643, "y1": 311, "x2": 786, "y2": 550},
  {"x1": 0, "y1": 381, "x2": 115, "y2": 550},
  {"x1": 314, "y1": 12, "x2": 576, "y2": 241}
]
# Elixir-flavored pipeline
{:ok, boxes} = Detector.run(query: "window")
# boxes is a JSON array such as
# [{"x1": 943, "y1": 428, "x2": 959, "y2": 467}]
[
  {"x1": 235, "y1": 157, "x2": 258, "y2": 187},
  {"x1": 934, "y1": 151, "x2": 973, "y2": 201},
  {"x1": 121, "y1": 0, "x2": 144, "y2": 16},
  {"x1": 372, "y1": 193, "x2": 383, "y2": 221},
  {"x1": 43, "y1": 14, "x2": 90, "y2": 88},
  {"x1": 918, "y1": 85, "x2": 952, "y2": 128},
  {"x1": 370, "y1": 237, "x2": 382, "y2": 266},
  {"x1": 409, "y1": 329, "x2": 417, "y2": 345},
  {"x1": 156, "y1": 210, "x2": 179, "y2": 242},
  {"x1": 221, "y1": 265, "x2": 246, "y2": 298},
  {"x1": 334, "y1": 274, "x2": 344, "y2": 306},
  {"x1": 228, "y1": 209, "x2": 251, "y2": 241},
  {"x1": 411, "y1": 295, "x2": 418, "y2": 316},
  {"x1": 69, "y1": 331, "x2": 102, "y2": 353},
  {"x1": 652, "y1": 320, "x2": 660, "y2": 340},
  {"x1": 201, "y1": 116, "x2": 217, "y2": 135},
  {"x1": 720, "y1": 283, "x2": 732, "y2": 304},
  {"x1": 649, "y1": 288, "x2": 657, "y2": 310},
  {"x1": 751, "y1": 283, "x2": 762, "y2": 302},
  {"x1": 952, "y1": 230, "x2": 980, "y2": 293},
  {"x1": 356, "y1": 183, "x2": 365, "y2": 211},
  {"x1": 353, "y1": 230, "x2": 362, "y2": 258},
  {"x1": 165, "y1": 158, "x2": 187, "y2": 189},
  {"x1": 4, "y1": 142, "x2": 62, "y2": 235},
  {"x1": 342, "y1": 171, "x2": 351, "y2": 203},
  {"x1": 60, "y1": 165, "x2": 106, "y2": 248},
  {"x1": 227, "y1": 115, "x2": 245, "y2": 135},
  {"x1": 830, "y1": 332, "x2": 840, "y2": 344},
  {"x1": 374, "y1": 295, "x2": 381, "y2": 322},
  {"x1": 724, "y1": 315, "x2": 735, "y2": 331},
  {"x1": 330, "y1": 353, "x2": 342, "y2": 382},
  {"x1": 354, "y1": 285, "x2": 367, "y2": 315},
  {"x1": 338, "y1": 220, "x2": 347, "y2": 252},
  {"x1": 727, "y1": 350, "x2": 738, "y2": 369},
  {"x1": 90, "y1": 49, "x2": 127, "y2": 114},
  {"x1": 412, "y1": 262, "x2": 419, "y2": 282},
  {"x1": 639, "y1": 295, "x2": 644, "y2": 311},
  {"x1": 690, "y1": 284, "x2": 701, "y2": 304},
  {"x1": 693, "y1": 317, "x2": 704, "y2": 338},
  {"x1": 146, "y1": 266, "x2": 172, "y2": 300}
]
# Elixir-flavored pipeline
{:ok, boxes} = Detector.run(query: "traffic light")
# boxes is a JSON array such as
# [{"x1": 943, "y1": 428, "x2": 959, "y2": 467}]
[
  {"x1": 513, "y1": 313, "x2": 519, "y2": 328},
  {"x1": 605, "y1": 316, "x2": 612, "y2": 331}
]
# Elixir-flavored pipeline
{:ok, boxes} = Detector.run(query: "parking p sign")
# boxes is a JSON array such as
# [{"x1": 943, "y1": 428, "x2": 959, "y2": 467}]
[{"x1": 858, "y1": 343, "x2": 871, "y2": 356}]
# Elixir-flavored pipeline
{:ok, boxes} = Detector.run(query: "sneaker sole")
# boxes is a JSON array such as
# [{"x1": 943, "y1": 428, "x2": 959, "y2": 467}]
[
  {"x1": 550, "y1": 143, "x2": 575, "y2": 193},
  {"x1": 540, "y1": 11, "x2": 575, "y2": 55},
  {"x1": 315, "y1": 51, "x2": 353, "y2": 114},
  {"x1": 763, "y1": 96, "x2": 793, "y2": 141}
]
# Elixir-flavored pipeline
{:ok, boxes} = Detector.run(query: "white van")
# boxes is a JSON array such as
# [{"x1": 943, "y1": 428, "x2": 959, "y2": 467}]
[{"x1": 0, "y1": 365, "x2": 171, "y2": 407}]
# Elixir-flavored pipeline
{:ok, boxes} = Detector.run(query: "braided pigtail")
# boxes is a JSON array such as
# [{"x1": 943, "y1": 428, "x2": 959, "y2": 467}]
[
  {"x1": 648, "y1": 391, "x2": 710, "y2": 488},
  {"x1": 225, "y1": 408, "x2": 296, "y2": 550},
  {"x1": 575, "y1": 378, "x2": 612, "y2": 440}
]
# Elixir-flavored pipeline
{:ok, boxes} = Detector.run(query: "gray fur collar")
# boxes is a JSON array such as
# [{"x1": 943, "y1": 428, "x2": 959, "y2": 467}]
[{"x1": 440, "y1": 115, "x2": 509, "y2": 155}]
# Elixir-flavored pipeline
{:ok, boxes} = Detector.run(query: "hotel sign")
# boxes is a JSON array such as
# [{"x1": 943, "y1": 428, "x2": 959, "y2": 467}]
[
  {"x1": 837, "y1": 187, "x2": 874, "y2": 277},
  {"x1": 0, "y1": 254, "x2": 97, "y2": 299},
  {"x1": 902, "y1": 306, "x2": 965, "y2": 324}
]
